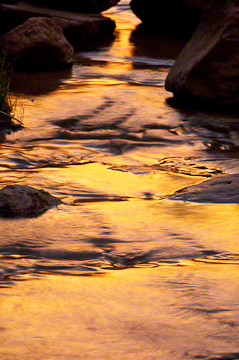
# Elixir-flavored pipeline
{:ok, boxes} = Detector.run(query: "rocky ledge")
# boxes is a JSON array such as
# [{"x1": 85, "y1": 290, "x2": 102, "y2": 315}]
[{"x1": 0, "y1": 185, "x2": 62, "y2": 216}]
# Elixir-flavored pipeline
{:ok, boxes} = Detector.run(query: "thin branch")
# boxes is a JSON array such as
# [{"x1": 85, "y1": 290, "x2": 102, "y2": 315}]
[{"x1": 0, "y1": 109, "x2": 23, "y2": 124}]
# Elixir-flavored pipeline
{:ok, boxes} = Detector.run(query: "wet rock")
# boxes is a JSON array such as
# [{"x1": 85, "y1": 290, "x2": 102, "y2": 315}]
[
  {"x1": 53, "y1": 14, "x2": 115, "y2": 51},
  {"x1": 165, "y1": 0, "x2": 239, "y2": 107},
  {"x1": 0, "y1": 3, "x2": 116, "y2": 50},
  {"x1": 0, "y1": 17, "x2": 73, "y2": 71},
  {"x1": 0, "y1": 185, "x2": 61, "y2": 215},
  {"x1": 170, "y1": 174, "x2": 239, "y2": 204},
  {"x1": 129, "y1": 0, "x2": 202, "y2": 36},
  {"x1": 22, "y1": 0, "x2": 120, "y2": 13}
]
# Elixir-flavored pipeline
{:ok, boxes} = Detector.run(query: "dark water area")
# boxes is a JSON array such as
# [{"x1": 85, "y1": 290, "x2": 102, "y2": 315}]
[{"x1": 1, "y1": 1, "x2": 239, "y2": 359}]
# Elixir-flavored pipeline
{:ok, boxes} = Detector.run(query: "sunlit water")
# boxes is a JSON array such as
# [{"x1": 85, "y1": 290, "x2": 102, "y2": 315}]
[{"x1": 1, "y1": 1, "x2": 239, "y2": 359}]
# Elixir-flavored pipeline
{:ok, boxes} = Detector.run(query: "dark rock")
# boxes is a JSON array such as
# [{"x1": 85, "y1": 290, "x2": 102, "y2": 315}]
[
  {"x1": 129, "y1": 0, "x2": 202, "y2": 36},
  {"x1": 1, "y1": 17, "x2": 74, "y2": 71},
  {"x1": 0, "y1": 3, "x2": 116, "y2": 50},
  {"x1": 21, "y1": 0, "x2": 120, "y2": 13},
  {"x1": 170, "y1": 174, "x2": 239, "y2": 204},
  {"x1": 186, "y1": 0, "x2": 212, "y2": 10},
  {"x1": 165, "y1": 0, "x2": 239, "y2": 107},
  {"x1": 53, "y1": 15, "x2": 115, "y2": 51},
  {"x1": 0, "y1": 185, "x2": 62, "y2": 215}
]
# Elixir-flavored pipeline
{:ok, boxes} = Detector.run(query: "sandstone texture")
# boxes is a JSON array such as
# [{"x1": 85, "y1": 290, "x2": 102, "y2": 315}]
[
  {"x1": 171, "y1": 174, "x2": 239, "y2": 204},
  {"x1": 165, "y1": 0, "x2": 239, "y2": 106},
  {"x1": 1, "y1": 17, "x2": 74, "y2": 71},
  {"x1": 130, "y1": 0, "x2": 202, "y2": 36},
  {"x1": 0, "y1": 3, "x2": 116, "y2": 50},
  {"x1": 0, "y1": 185, "x2": 61, "y2": 215}
]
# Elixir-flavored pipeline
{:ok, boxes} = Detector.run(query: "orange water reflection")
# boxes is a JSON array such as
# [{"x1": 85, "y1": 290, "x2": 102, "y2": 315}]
[
  {"x1": 1, "y1": 263, "x2": 239, "y2": 360},
  {"x1": 2, "y1": 1, "x2": 239, "y2": 359}
]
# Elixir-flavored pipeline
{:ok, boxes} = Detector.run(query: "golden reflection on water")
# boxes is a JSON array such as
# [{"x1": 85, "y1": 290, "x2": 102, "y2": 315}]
[
  {"x1": 40, "y1": 162, "x2": 206, "y2": 199},
  {"x1": 1, "y1": 263, "x2": 239, "y2": 360},
  {"x1": 87, "y1": 199, "x2": 239, "y2": 254},
  {"x1": 2, "y1": 2, "x2": 239, "y2": 359},
  {"x1": 107, "y1": 29, "x2": 135, "y2": 60}
]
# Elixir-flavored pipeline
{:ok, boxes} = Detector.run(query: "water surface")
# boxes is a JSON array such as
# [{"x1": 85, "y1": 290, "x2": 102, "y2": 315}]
[{"x1": 1, "y1": 1, "x2": 239, "y2": 359}]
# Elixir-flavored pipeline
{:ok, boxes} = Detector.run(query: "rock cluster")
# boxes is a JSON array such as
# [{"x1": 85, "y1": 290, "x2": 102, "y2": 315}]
[{"x1": 0, "y1": 0, "x2": 117, "y2": 71}]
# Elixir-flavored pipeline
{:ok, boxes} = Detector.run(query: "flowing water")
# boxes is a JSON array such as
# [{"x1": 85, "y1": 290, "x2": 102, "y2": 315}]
[{"x1": 1, "y1": 2, "x2": 239, "y2": 359}]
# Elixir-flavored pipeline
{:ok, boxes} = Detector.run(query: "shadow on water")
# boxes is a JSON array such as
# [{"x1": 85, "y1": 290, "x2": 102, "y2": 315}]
[
  {"x1": 166, "y1": 96, "x2": 239, "y2": 153},
  {"x1": 10, "y1": 67, "x2": 73, "y2": 96},
  {"x1": 204, "y1": 352, "x2": 239, "y2": 360},
  {"x1": 0, "y1": 122, "x2": 23, "y2": 142},
  {"x1": 82, "y1": 34, "x2": 115, "y2": 51},
  {"x1": 130, "y1": 24, "x2": 187, "y2": 61},
  {"x1": 166, "y1": 96, "x2": 239, "y2": 121},
  {"x1": 166, "y1": 94, "x2": 239, "y2": 114},
  {"x1": 0, "y1": 208, "x2": 55, "y2": 219}
]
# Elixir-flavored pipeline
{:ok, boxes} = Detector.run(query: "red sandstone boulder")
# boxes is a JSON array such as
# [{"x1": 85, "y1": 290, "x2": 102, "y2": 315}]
[
  {"x1": 1, "y1": 17, "x2": 74, "y2": 71},
  {"x1": 165, "y1": 0, "x2": 239, "y2": 106},
  {"x1": 130, "y1": 0, "x2": 202, "y2": 36}
]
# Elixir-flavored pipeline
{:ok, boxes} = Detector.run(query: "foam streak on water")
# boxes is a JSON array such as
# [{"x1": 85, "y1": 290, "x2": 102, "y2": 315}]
[{"x1": 1, "y1": 1, "x2": 239, "y2": 359}]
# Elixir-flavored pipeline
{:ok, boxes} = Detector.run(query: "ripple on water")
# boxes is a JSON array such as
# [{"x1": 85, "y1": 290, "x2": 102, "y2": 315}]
[{"x1": 194, "y1": 253, "x2": 239, "y2": 265}]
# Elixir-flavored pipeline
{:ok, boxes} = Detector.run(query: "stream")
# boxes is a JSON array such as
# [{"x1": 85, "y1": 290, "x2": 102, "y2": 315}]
[{"x1": 1, "y1": 1, "x2": 239, "y2": 359}]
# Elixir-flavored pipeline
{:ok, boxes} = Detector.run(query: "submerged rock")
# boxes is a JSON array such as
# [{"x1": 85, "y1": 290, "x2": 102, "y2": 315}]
[
  {"x1": 0, "y1": 3, "x2": 116, "y2": 50},
  {"x1": 1, "y1": 17, "x2": 73, "y2": 71},
  {"x1": 129, "y1": 0, "x2": 202, "y2": 36},
  {"x1": 165, "y1": 0, "x2": 239, "y2": 107},
  {"x1": 0, "y1": 185, "x2": 61, "y2": 215},
  {"x1": 171, "y1": 174, "x2": 239, "y2": 204}
]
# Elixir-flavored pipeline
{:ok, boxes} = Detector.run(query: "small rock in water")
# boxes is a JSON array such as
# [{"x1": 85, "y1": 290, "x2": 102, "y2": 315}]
[
  {"x1": 0, "y1": 185, "x2": 61, "y2": 215},
  {"x1": 170, "y1": 174, "x2": 239, "y2": 204}
]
